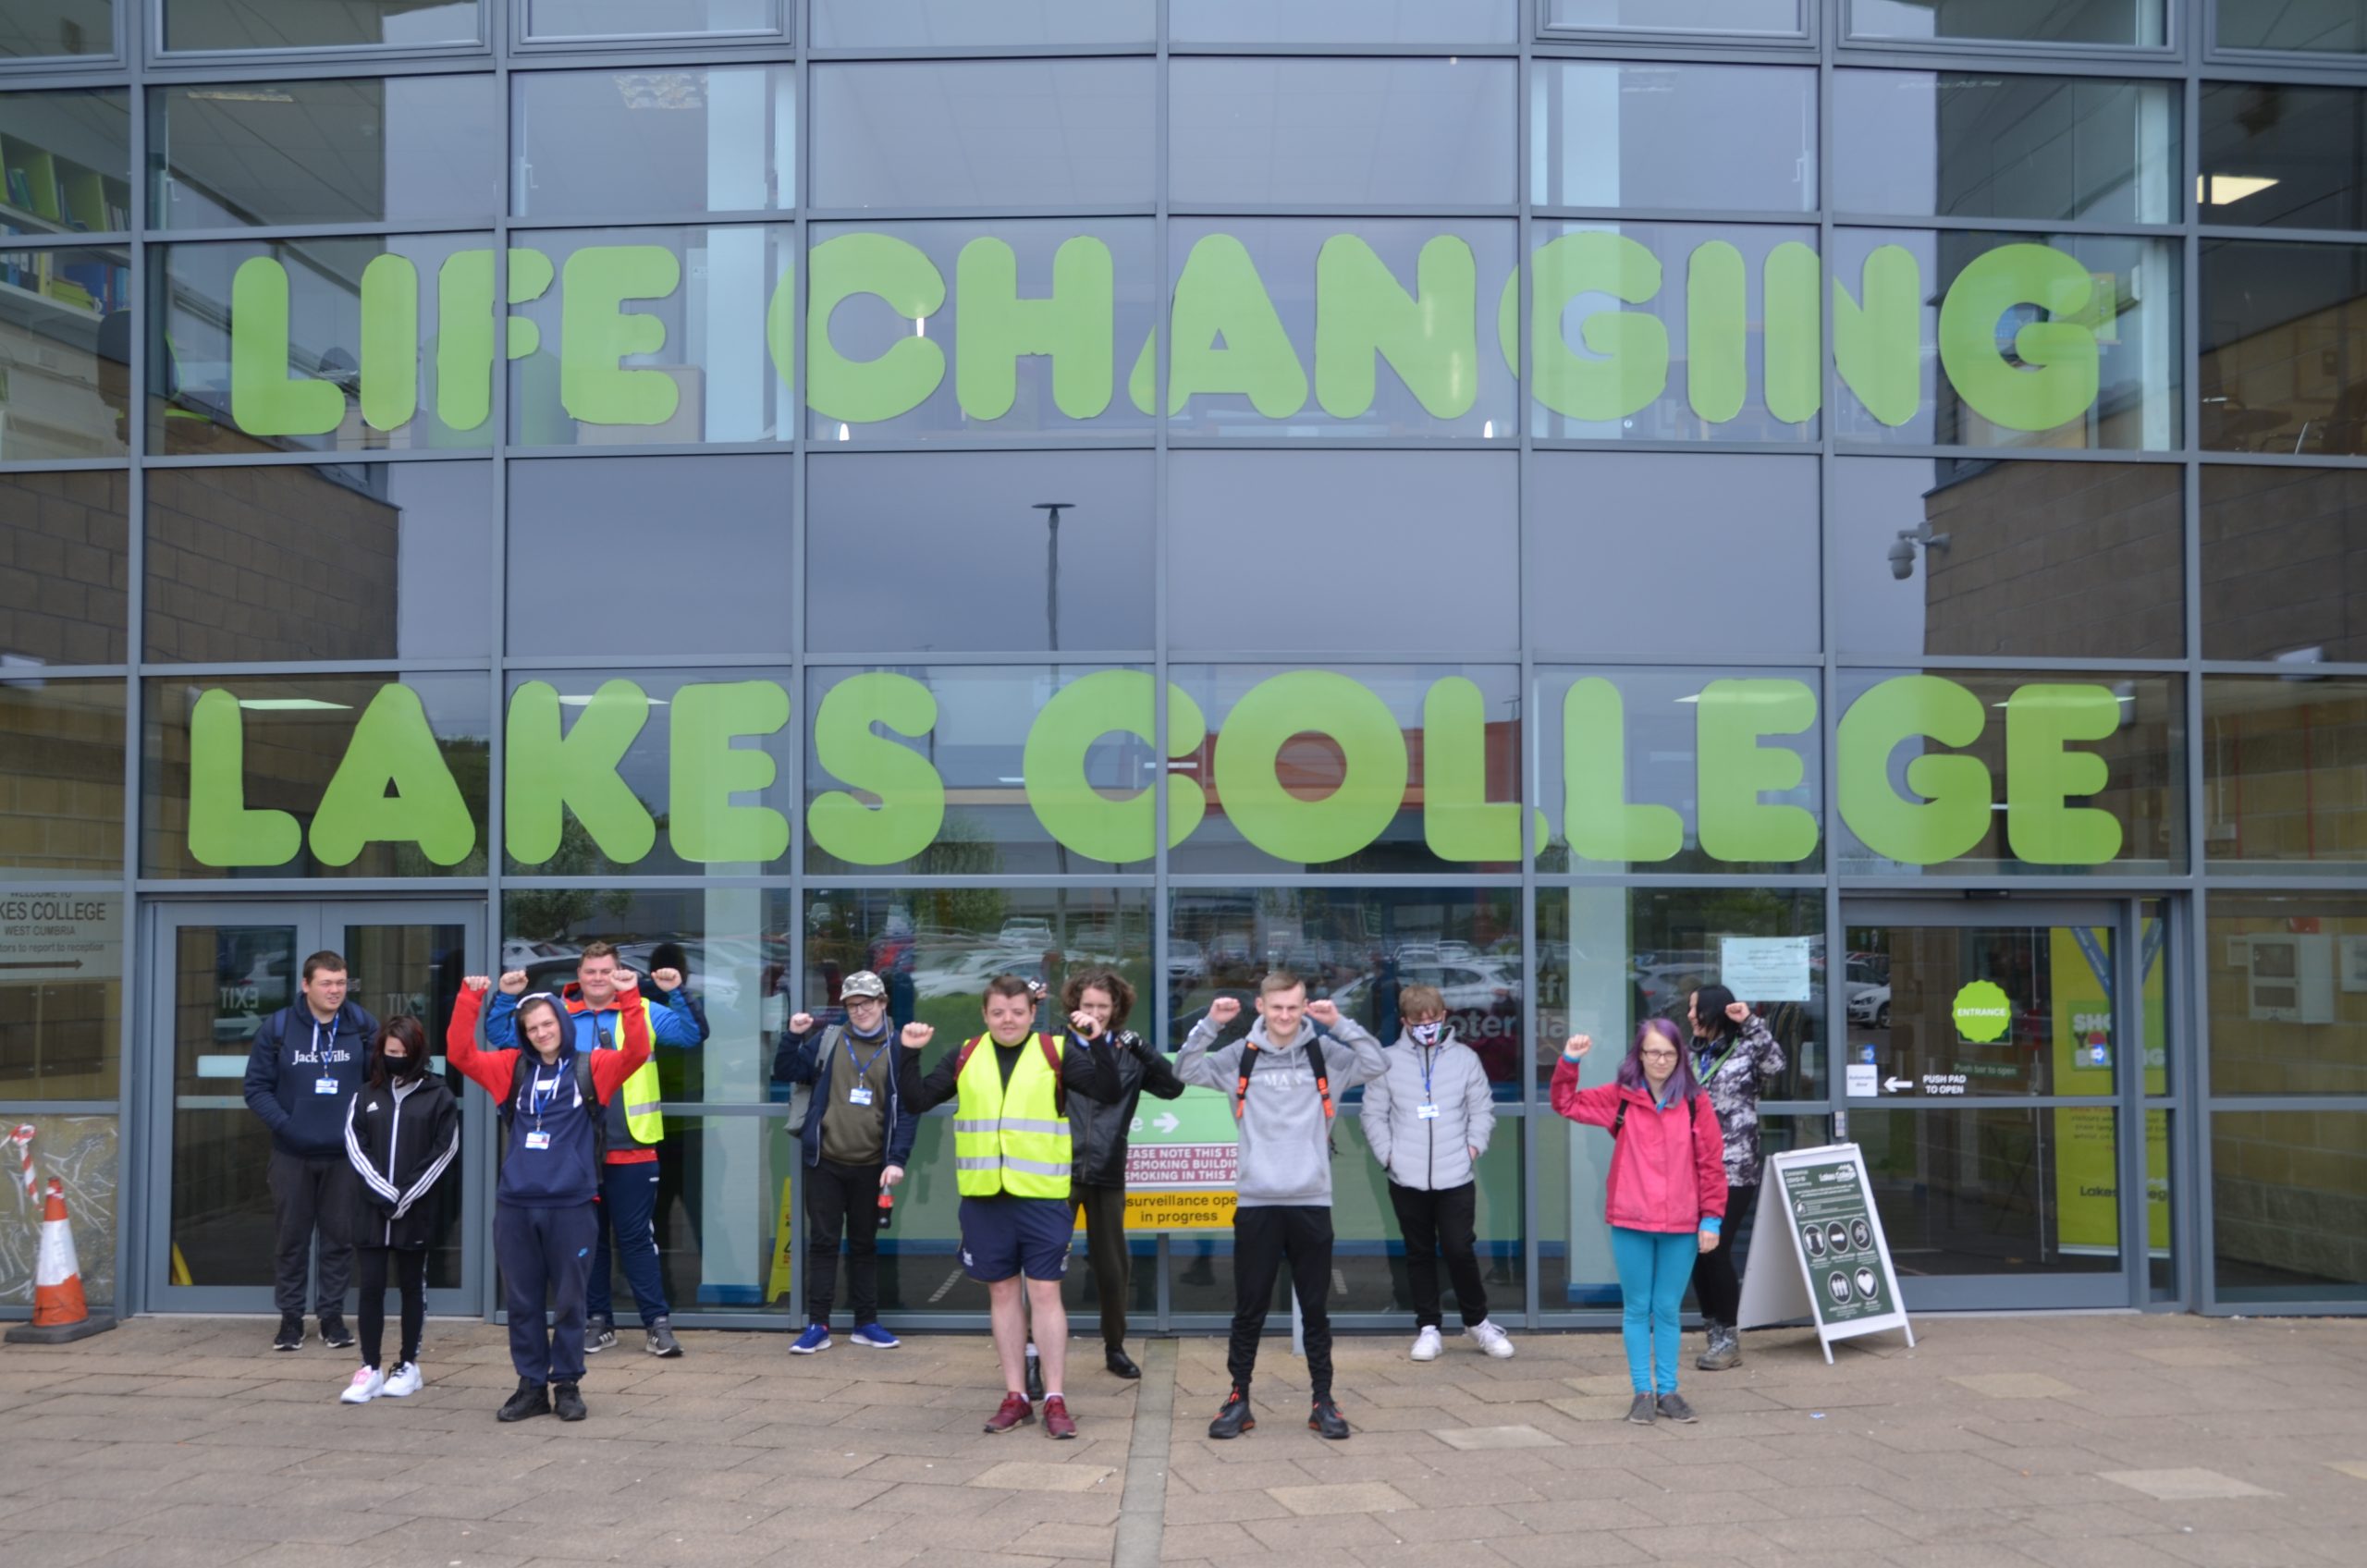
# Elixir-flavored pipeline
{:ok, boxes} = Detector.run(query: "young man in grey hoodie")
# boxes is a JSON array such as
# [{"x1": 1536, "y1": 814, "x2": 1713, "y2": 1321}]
[{"x1": 1178, "y1": 971, "x2": 1387, "y2": 1440}]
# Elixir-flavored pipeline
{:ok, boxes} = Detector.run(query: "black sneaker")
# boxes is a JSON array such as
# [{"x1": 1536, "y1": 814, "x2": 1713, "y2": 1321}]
[
  {"x1": 1307, "y1": 1398, "x2": 1351, "y2": 1440},
  {"x1": 1024, "y1": 1351, "x2": 1044, "y2": 1404},
  {"x1": 1625, "y1": 1392, "x2": 1657, "y2": 1426},
  {"x1": 1656, "y1": 1391, "x2": 1699, "y2": 1424},
  {"x1": 584, "y1": 1315, "x2": 618, "y2": 1354},
  {"x1": 552, "y1": 1380, "x2": 587, "y2": 1422},
  {"x1": 317, "y1": 1314, "x2": 354, "y2": 1350},
  {"x1": 497, "y1": 1378, "x2": 552, "y2": 1423},
  {"x1": 1208, "y1": 1387, "x2": 1255, "y2": 1439},
  {"x1": 644, "y1": 1317, "x2": 682, "y2": 1358},
  {"x1": 272, "y1": 1313, "x2": 303, "y2": 1352}
]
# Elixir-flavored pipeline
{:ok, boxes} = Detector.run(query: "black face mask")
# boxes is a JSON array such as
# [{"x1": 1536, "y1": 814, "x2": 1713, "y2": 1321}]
[{"x1": 383, "y1": 1049, "x2": 423, "y2": 1081}]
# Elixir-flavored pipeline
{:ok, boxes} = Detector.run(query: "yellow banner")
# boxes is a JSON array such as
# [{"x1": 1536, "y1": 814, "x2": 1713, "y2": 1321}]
[
  {"x1": 1123, "y1": 1190, "x2": 1236, "y2": 1231},
  {"x1": 2049, "y1": 925, "x2": 2168, "y2": 1256},
  {"x1": 765, "y1": 1176, "x2": 796, "y2": 1304}
]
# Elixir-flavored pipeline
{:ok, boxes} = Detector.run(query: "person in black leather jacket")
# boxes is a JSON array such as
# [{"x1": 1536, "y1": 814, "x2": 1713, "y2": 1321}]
[{"x1": 1062, "y1": 971, "x2": 1185, "y2": 1379}]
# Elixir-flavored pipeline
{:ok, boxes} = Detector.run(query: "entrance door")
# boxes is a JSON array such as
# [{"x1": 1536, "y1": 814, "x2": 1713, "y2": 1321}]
[
  {"x1": 145, "y1": 901, "x2": 485, "y2": 1315},
  {"x1": 1837, "y1": 897, "x2": 2173, "y2": 1311}
]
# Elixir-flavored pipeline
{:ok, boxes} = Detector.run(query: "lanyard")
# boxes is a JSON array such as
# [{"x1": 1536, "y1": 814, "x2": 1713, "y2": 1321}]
[
  {"x1": 1418, "y1": 1045, "x2": 1437, "y2": 1104},
  {"x1": 843, "y1": 1030, "x2": 891, "y2": 1084},
  {"x1": 1695, "y1": 1033, "x2": 1743, "y2": 1087},
  {"x1": 528, "y1": 1056, "x2": 570, "y2": 1127}
]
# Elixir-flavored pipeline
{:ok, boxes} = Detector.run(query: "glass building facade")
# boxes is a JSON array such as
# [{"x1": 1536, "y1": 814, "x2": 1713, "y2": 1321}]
[{"x1": 4, "y1": 2, "x2": 2366, "y2": 1328}]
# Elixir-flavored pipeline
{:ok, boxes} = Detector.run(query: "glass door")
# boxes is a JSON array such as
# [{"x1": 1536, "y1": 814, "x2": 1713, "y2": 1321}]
[
  {"x1": 1836, "y1": 897, "x2": 2172, "y2": 1311},
  {"x1": 146, "y1": 901, "x2": 484, "y2": 1315}
]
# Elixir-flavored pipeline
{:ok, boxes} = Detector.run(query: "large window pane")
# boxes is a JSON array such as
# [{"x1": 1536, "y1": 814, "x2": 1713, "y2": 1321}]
[
  {"x1": 0, "y1": 1116, "x2": 116, "y2": 1313},
  {"x1": 1542, "y1": 0, "x2": 1801, "y2": 35},
  {"x1": 809, "y1": 0, "x2": 1154, "y2": 46},
  {"x1": 152, "y1": 78, "x2": 497, "y2": 230},
  {"x1": 1529, "y1": 455, "x2": 1818, "y2": 659},
  {"x1": 2206, "y1": 897, "x2": 2367, "y2": 1096},
  {"x1": 2217, "y1": 2, "x2": 2367, "y2": 55},
  {"x1": 1834, "y1": 669, "x2": 2183, "y2": 877},
  {"x1": 0, "y1": 247, "x2": 130, "y2": 459},
  {"x1": 2201, "y1": 468, "x2": 2367, "y2": 664},
  {"x1": 524, "y1": 1, "x2": 776, "y2": 39},
  {"x1": 1, "y1": 472, "x2": 126, "y2": 664},
  {"x1": 804, "y1": 665, "x2": 1158, "y2": 876},
  {"x1": 1834, "y1": 230, "x2": 2181, "y2": 452},
  {"x1": 1533, "y1": 667, "x2": 1824, "y2": 876},
  {"x1": 163, "y1": 1, "x2": 483, "y2": 51},
  {"x1": 509, "y1": 227, "x2": 793, "y2": 447},
  {"x1": 146, "y1": 463, "x2": 493, "y2": 663},
  {"x1": 806, "y1": 221, "x2": 1156, "y2": 443},
  {"x1": 1166, "y1": 221, "x2": 1517, "y2": 440},
  {"x1": 806, "y1": 450, "x2": 1151, "y2": 653},
  {"x1": 1, "y1": 680, "x2": 124, "y2": 878},
  {"x1": 1, "y1": 5, "x2": 112, "y2": 59},
  {"x1": 1849, "y1": 0, "x2": 2164, "y2": 46},
  {"x1": 2200, "y1": 83, "x2": 2367, "y2": 232},
  {"x1": 513, "y1": 67, "x2": 793, "y2": 221},
  {"x1": 153, "y1": 234, "x2": 496, "y2": 456},
  {"x1": 612, "y1": 1113, "x2": 794, "y2": 1314},
  {"x1": 507, "y1": 456, "x2": 791, "y2": 657},
  {"x1": 1169, "y1": 454, "x2": 1518, "y2": 650},
  {"x1": 1834, "y1": 72, "x2": 2178, "y2": 226},
  {"x1": 1174, "y1": 1, "x2": 1516, "y2": 43},
  {"x1": 2201, "y1": 239, "x2": 2367, "y2": 456},
  {"x1": 141, "y1": 674, "x2": 490, "y2": 879},
  {"x1": 811, "y1": 61, "x2": 1154, "y2": 211},
  {"x1": 2202, "y1": 679, "x2": 2367, "y2": 872},
  {"x1": 0, "y1": 90, "x2": 130, "y2": 239},
  {"x1": 1171, "y1": 58, "x2": 1514, "y2": 208},
  {"x1": 1856, "y1": 1108, "x2": 2123, "y2": 1280},
  {"x1": 2214, "y1": 1111, "x2": 2367, "y2": 1305},
  {"x1": 1531, "y1": 63, "x2": 1814, "y2": 214},
  {"x1": 1832, "y1": 458, "x2": 2184, "y2": 660},
  {"x1": 1168, "y1": 665, "x2": 1522, "y2": 875}
]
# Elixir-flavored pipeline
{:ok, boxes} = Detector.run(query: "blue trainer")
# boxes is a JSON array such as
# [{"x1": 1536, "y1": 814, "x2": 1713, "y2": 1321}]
[
  {"x1": 790, "y1": 1323, "x2": 831, "y2": 1354},
  {"x1": 851, "y1": 1322, "x2": 901, "y2": 1349}
]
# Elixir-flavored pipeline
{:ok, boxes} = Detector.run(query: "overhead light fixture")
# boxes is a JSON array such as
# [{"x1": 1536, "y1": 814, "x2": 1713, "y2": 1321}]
[{"x1": 2199, "y1": 175, "x2": 2280, "y2": 205}]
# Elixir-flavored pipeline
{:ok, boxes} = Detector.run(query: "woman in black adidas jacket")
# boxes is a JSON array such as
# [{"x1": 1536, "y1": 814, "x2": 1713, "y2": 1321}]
[{"x1": 338, "y1": 1014, "x2": 460, "y2": 1405}]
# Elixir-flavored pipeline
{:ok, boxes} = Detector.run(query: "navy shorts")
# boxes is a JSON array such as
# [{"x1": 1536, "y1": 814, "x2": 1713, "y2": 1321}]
[{"x1": 959, "y1": 1195, "x2": 1073, "y2": 1283}]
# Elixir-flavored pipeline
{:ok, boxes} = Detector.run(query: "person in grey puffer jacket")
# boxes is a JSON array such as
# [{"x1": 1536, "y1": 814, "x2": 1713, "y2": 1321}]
[
  {"x1": 1686, "y1": 984, "x2": 1785, "y2": 1370},
  {"x1": 1178, "y1": 972, "x2": 1386, "y2": 1441},
  {"x1": 1361, "y1": 985, "x2": 1514, "y2": 1363}
]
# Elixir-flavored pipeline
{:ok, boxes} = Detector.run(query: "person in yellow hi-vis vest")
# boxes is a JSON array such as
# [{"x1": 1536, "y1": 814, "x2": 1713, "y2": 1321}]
[{"x1": 908, "y1": 973, "x2": 1121, "y2": 1439}]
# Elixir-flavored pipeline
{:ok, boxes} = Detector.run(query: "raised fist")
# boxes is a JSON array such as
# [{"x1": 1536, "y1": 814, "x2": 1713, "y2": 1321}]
[
  {"x1": 498, "y1": 970, "x2": 529, "y2": 995},
  {"x1": 1207, "y1": 996, "x2": 1242, "y2": 1026},
  {"x1": 901, "y1": 1022, "x2": 935, "y2": 1049},
  {"x1": 1564, "y1": 1034, "x2": 1592, "y2": 1060},
  {"x1": 652, "y1": 967, "x2": 684, "y2": 994},
  {"x1": 1725, "y1": 1000, "x2": 1751, "y2": 1023},
  {"x1": 1068, "y1": 1010, "x2": 1102, "y2": 1040},
  {"x1": 463, "y1": 974, "x2": 491, "y2": 994},
  {"x1": 1305, "y1": 999, "x2": 1341, "y2": 1028},
  {"x1": 789, "y1": 1011, "x2": 815, "y2": 1035}
]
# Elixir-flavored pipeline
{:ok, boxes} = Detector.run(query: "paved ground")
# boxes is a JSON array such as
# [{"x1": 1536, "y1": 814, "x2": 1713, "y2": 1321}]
[{"x1": 1, "y1": 1313, "x2": 2364, "y2": 1567}]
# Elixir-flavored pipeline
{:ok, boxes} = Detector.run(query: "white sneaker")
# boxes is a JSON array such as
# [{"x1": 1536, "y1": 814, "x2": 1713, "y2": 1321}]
[
  {"x1": 1468, "y1": 1320, "x2": 1516, "y2": 1360},
  {"x1": 381, "y1": 1362, "x2": 423, "y2": 1398},
  {"x1": 1410, "y1": 1326, "x2": 1443, "y2": 1362},
  {"x1": 339, "y1": 1366, "x2": 386, "y2": 1404}
]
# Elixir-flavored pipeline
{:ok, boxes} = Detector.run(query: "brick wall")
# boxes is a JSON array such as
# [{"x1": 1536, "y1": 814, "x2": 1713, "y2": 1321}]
[
  {"x1": 143, "y1": 466, "x2": 399, "y2": 664},
  {"x1": 0, "y1": 469, "x2": 129, "y2": 666},
  {"x1": 0, "y1": 683, "x2": 123, "y2": 876},
  {"x1": 2201, "y1": 466, "x2": 2367, "y2": 664}
]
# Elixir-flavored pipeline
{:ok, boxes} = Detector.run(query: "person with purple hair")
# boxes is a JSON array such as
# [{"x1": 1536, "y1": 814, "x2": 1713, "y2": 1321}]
[{"x1": 1551, "y1": 1019, "x2": 1728, "y2": 1425}]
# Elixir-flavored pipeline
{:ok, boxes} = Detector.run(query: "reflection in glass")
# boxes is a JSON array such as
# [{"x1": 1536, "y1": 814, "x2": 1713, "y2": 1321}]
[
  {"x1": 811, "y1": 61, "x2": 1155, "y2": 210},
  {"x1": 804, "y1": 666, "x2": 1159, "y2": 876},
  {"x1": 164, "y1": 0, "x2": 482, "y2": 50},
  {"x1": 514, "y1": 67, "x2": 793, "y2": 220},
  {"x1": 1528, "y1": 455, "x2": 1818, "y2": 659},
  {"x1": 525, "y1": 0, "x2": 776, "y2": 38},
  {"x1": 1849, "y1": 0, "x2": 2163, "y2": 46},
  {"x1": 169, "y1": 922, "x2": 294, "y2": 1293},
  {"x1": 1856, "y1": 1108, "x2": 2122, "y2": 1279},
  {"x1": 2202, "y1": 679, "x2": 2367, "y2": 871},
  {"x1": 807, "y1": 451, "x2": 1152, "y2": 653},
  {"x1": 1168, "y1": 454, "x2": 1518, "y2": 651},
  {"x1": 2201, "y1": 240, "x2": 2367, "y2": 456},
  {"x1": 1542, "y1": 0, "x2": 1800, "y2": 34},
  {"x1": 2200, "y1": 82, "x2": 2367, "y2": 232},
  {"x1": 2215, "y1": 1111, "x2": 2367, "y2": 1305},
  {"x1": 0, "y1": 472, "x2": 126, "y2": 664},
  {"x1": 1832, "y1": 459, "x2": 2183, "y2": 660},
  {"x1": 0, "y1": 681, "x2": 125, "y2": 878},
  {"x1": 1167, "y1": 663, "x2": 1522, "y2": 876},
  {"x1": 810, "y1": 0, "x2": 1154, "y2": 46},
  {"x1": 0, "y1": 4, "x2": 112, "y2": 58},
  {"x1": 2201, "y1": 469, "x2": 2367, "y2": 664},
  {"x1": 152, "y1": 79, "x2": 497, "y2": 230},
  {"x1": 2205, "y1": 897, "x2": 2367, "y2": 1096},
  {"x1": 2217, "y1": 2, "x2": 2367, "y2": 55},
  {"x1": 153, "y1": 235, "x2": 496, "y2": 457},
  {"x1": 1834, "y1": 72, "x2": 2178, "y2": 226},
  {"x1": 509, "y1": 227, "x2": 794, "y2": 447},
  {"x1": 0, "y1": 90, "x2": 130, "y2": 237},
  {"x1": 506, "y1": 456, "x2": 792, "y2": 656},
  {"x1": 1165, "y1": 221, "x2": 1517, "y2": 440},
  {"x1": 0, "y1": 1116, "x2": 117, "y2": 1306},
  {"x1": 0, "y1": 248, "x2": 130, "y2": 459},
  {"x1": 146, "y1": 464, "x2": 494, "y2": 663},
  {"x1": 1174, "y1": 0, "x2": 1516, "y2": 45},
  {"x1": 1531, "y1": 62, "x2": 1814, "y2": 214},
  {"x1": 1171, "y1": 58, "x2": 1515, "y2": 208},
  {"x1": 628, "y1": 1116, "x2": 803, "y2": 1311}
]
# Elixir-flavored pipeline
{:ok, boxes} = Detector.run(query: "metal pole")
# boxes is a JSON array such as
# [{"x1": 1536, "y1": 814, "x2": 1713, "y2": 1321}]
[{"x1": 1033, "y1": 501, "x2": 1071, "y2": 652}]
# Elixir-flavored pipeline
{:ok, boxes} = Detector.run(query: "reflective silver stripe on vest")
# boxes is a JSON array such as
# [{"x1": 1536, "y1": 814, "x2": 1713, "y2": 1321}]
[
  {"x1": 623, "y1": 1098, "x2": 661, "y2": 1117},
  {"x1": 953, "y1": 1118, "x2": 1070, "y2": 1137},
  {"x1": 953, "y1": 1119, "x2": 999, "y2": 1133},
  {"x1": 955, "y1": 1155, "x2": 1073, "y2": 1177}
]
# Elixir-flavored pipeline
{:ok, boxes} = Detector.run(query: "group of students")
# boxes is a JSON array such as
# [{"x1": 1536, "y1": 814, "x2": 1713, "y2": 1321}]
[{"x1": 254, "y1": 942, "x2": 1782, "y2": 1435}]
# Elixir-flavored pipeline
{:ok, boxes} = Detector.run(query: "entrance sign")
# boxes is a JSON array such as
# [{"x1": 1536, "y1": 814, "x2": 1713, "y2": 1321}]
[
  {"x1": 1122, "y1": 1086, "x2": 1237, "y2": 1231},
  {"x1": 1736, "y1": 1143, "x2": 1915, "y2": 1364}
]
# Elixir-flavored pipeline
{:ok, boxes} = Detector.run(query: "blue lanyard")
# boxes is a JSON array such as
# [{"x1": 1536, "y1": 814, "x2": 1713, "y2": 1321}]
[
  {"x1": 844, "y1": 1030, "x2": 891, "y2": 1084},
  {"x1": 1418, "y1": 1045, "x2": 1436, "y2": 1104},
  {"x1": 528, "y1": 1056, "x2": 571, "y2": 1123}
]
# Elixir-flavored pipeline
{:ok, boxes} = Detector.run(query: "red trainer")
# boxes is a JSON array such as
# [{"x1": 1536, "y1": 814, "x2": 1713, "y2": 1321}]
[
  {"x1": 1042, "y1": 1395, "x2": 1077, "y2": 1439},
  {"x1": 984, "y1": 1391, "x2": 1036, "y2": 1434}
]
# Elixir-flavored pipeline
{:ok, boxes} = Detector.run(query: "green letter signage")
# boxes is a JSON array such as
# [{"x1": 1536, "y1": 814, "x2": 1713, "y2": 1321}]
[
  {"x1": 1835, "y1": 676, "x2": 1992, "y2": 864},
  {"x1": 1833, "y1": 245, "x2": 1921, "y2": 428},
  {"x1": 2005, "y1": 683, "x2": 2123, "y2": 864},
  {"x1": 1696, "y1": 679, "x2": 1818, "y2": 864},
  {"x1": 1938, "y1": 243, "x2": 2100, "y2": 435},
  {"x1": 229, "y1": 258, "x2": 344, "y2": 436},
  {"x1": 1023, "y1": 670, "x2": 1208, "y2": 863},
  {"x1": 560, "y1": 245, "x2": 681, "y2": 425},
  {"x1": 957, "y1": 236, "x2": 1114, "y2": 422},
  {"x1": 504, "y1": 680, "x2": 656, "y2": 866},
  {"x1": 807, "y1": 673, "x2": 945, "y2": 865},
  {"x1": 1168, "y1": 234, "x2": 1307, "y2": 417},
  {"x1": 670, "y1": 680, "x2": 792, "y2": 864},
  {"x1": 808, "y1": 233, "x2": 947, "y2": 424},
  {"x1": 187, "y1": 689, "x2": 302, "y2": 868},
  {"x1": 1562, "y1": 677, "x2": 1682, "y2": 863},
  {"x1": 308, "y1": 685, "x2": 475, "y2": 867},
  {"x1": 1421, "y1": 677, "x2": 1522, "y2": 863},
  {"x1": 1512, "y1": 233, "x2": 1668, "y2": 423},
  {"x1": 1314, "y1": 235, "x2": 1478, "y2": 421},
  {"x1": 1214, "y1": 671, "x2": 1406, "y2": 864}
]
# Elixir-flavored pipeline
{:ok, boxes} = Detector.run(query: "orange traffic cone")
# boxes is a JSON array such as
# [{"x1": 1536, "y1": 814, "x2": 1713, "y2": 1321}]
[{"x1": 6, "y1": 1178, "x2": 116, "y2": 1344}]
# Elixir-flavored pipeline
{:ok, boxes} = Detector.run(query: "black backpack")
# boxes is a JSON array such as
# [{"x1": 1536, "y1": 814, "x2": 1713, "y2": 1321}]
[
  {"x1": 501, "y1": 1048, "x2": 607, "y2": 1164},
  {"x1": 1612, "y1": 1092, "x2": 1700, "y2": 1138}
]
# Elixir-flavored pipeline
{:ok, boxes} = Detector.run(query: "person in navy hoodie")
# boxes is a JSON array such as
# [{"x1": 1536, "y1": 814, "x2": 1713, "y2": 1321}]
[
  {"x1": 243, "y1": 949, "x2": 379, "y2": 1354},
  {"x1": 448, "y1": 973, "x2": 651, "y2": 1423}
]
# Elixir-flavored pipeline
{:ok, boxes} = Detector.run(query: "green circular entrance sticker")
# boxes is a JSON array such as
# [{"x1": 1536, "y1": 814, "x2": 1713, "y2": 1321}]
[{"x1": 1952, "y1": 979, "x2": 2013, "y2": 1043}]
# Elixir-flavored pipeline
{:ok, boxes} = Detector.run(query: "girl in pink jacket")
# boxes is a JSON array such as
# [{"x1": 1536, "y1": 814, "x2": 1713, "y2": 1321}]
[{"x1": 1551, "y1": 1018, "x2": 1727, "y2": 1425}]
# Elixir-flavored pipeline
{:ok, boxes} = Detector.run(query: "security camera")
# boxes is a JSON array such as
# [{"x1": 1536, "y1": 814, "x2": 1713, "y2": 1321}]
[{"x1": 1887, "y1": 537, "x2": 1917, "y2": 580}]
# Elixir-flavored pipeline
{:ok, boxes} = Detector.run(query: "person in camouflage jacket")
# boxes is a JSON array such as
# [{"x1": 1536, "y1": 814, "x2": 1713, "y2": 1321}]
[{"x1": 1686, "y1": 983, "x2": 1785, "y2": 1370}]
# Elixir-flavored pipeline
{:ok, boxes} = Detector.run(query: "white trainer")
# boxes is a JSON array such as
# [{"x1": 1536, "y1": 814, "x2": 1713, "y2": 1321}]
[
  {"x1": 339, "y1": 1366, "x2": 386, "y2": 1404},
  {"x1": 1410, "y1": 1325, "x2": 1443, "y2": 1361},
  {"x1": 381, "y1": 1362, "x2": 423, "y2": 1398},
  {"x1": 1468, "y1": 1320, "x2": 1516, "y2": 1360}
]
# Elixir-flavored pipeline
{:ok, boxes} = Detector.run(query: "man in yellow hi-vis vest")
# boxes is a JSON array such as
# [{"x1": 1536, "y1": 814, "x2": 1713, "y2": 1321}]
[{"x1": 909, "y1": 973, "x2": 1121, "y2": 1439}]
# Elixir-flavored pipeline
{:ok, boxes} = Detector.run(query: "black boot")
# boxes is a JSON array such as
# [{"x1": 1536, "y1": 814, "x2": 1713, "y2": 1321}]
[
  {"x1": 1105, "y1": 1344, "x2": 1141, "y2": 1379},
  {"x1": 552, "y1": 1380, "x2": 587, "y2": 1422},
  {"x1": 497, "y1": 1378, "x2": 551, "y2": 1423},
  {"x1": 1208, "y1": 1387, "x2": 1255, "y2": 1439},
  {"x1": 1308, "y1": 1397, "x2": 1351, "y2": 1439}
]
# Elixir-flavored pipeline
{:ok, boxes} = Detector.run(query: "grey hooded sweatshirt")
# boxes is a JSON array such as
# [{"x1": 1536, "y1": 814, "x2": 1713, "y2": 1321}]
[
  {"x1": 1178, "y1": 1012, "x2": 1387, "y2": 1208},
  {"x1": 1360, "y1": 1027, "x2": 1495, "y2": 1192}
]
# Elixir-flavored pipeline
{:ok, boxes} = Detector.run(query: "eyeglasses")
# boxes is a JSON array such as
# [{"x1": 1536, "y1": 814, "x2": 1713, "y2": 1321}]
[{"x1": 1638, "y1": 1048, "x2": 1680, "y2": 1061}]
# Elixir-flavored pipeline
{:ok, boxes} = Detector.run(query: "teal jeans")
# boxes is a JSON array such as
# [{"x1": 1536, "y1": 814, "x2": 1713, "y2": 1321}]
[{"x1": 1611, "y1": 1226, "x2": 1697, "y2": 1396}]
